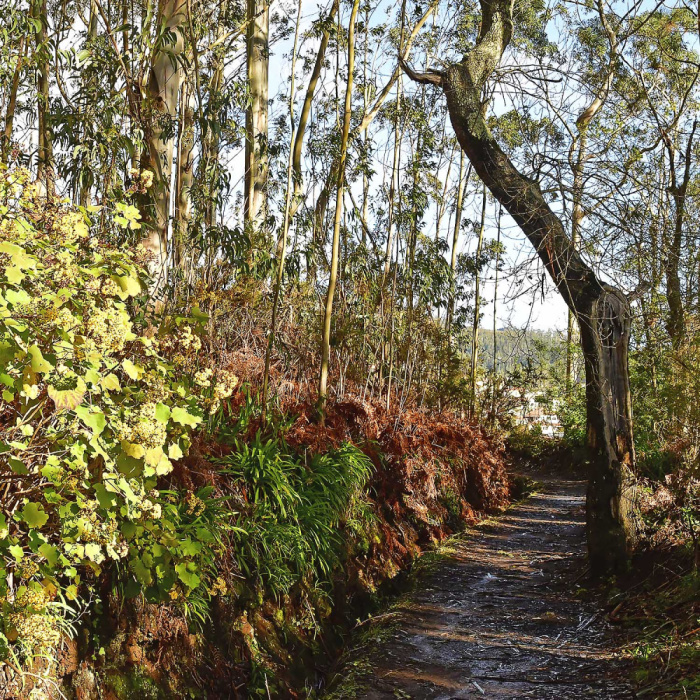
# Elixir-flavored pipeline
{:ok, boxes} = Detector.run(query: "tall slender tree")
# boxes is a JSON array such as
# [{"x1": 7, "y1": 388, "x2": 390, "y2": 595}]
[{"x1": 318, "y1": 0, "x2": 361, "y2": 418}]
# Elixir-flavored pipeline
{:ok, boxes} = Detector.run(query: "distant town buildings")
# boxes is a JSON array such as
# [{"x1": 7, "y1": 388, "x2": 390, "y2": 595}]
[{"x1": 508, "y1": 389, "x2": 563, "y2": 437}]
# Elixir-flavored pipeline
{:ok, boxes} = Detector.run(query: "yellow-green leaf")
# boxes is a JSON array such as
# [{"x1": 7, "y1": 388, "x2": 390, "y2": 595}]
[
  {"x1": 122, "y1": 359, "x2": 142, "y2": 380},
  {"x1": 19, "y1": 502, "x2": 49, "y2": 528},
  {"x1": 101, "y1": 373, "x2": 121, "y2": 392},
  {"x1": 28, "y1": 345, "x2": 53, "y2": 374},
  {"x1": 171, "y1": 406, "x2": 202, "y2": 428},
  {"x1": 167, "y1": 443, "x2": 183, "y2": 460}
]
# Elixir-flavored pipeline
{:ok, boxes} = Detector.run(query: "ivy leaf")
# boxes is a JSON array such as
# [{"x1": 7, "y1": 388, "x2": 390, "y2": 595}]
[
  {"x1": 39, "y1": 543, "x2": 59, "y2": 567},
  {"x1": 94, "y1": 483, "x2": 117, "y2": 509},
  {"x1": 85, "y1": 543, "x2": 104, "y2": 563},
  {"x1": 190, "y1": 306, "x2": 209, "y2": 324},
  {"x1": 75, "y1": 405, "x2": 106, "y2": 435},
  {"x1": 171, "y1": 406, "x2": 202, "y2": 428},
  {"x1": 112, "y1": 274, "x2": 142, "y2": 299},
  {"x1": 179, "y1": 538, "x2": 202, "y2": 557},
  {"x1": 155, "y1": 454, "x2": 173, "y2": 476},
  {"x1": 19, "y1": 502, "x2": 49, "y2": 528},
  {"x1": 130, "y1": 557, "x2": 152, "y2": 586},
  {"x1": 121, "y1": 441, "x2": 145, "y2": 459},
  {"x1": 167, "y1": 443, "x2": 183, "y2": 460},
  {"x1": 175, "y1": 562, "x2": 201, "y2": 591},
  {"x1": 144, "y1": 447, "x2": 164, "y2": 467},
  {"x1": 122, "y1": 359, "x2": 142, "y2": 380},
  {"x1": 114, "y1": 203, "x2": 142, "y2": 231},
  {"x1": 101, "y1": 373, "x2": 121, "y2": 392},
  {"x1": 48, "y1": 377, "x2": 87, "y2": 411},
  {"x1": 9, "y1": 457, "x2": 28, "y2": 475}
]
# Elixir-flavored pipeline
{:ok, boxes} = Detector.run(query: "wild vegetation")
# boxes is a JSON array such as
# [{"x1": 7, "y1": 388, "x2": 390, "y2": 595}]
[{"x1": 0, "y1": 0, "x2": 699, "y2": 695}]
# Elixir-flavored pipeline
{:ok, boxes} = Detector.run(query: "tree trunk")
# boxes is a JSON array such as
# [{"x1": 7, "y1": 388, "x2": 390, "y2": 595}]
[
  {"x1": 402, "y1": 0, "x2": 637, "y2": 574},
  {"x1": 174, "y1": 79, "x2": 195, "y2": 270},
  {"x1": 446, "y1": 155, "x2": 469, "y2": 335},
  {"x1": 2, "y1": 37, "x2": 24, "y2": 164},
  {"x1": 289, "y1": 0, "x2": 339, "y2": 220},
  {"x1": 244, "y1": 0, "x2": 269, "y2": 232},
  {"x1": 317, "y1": 0, "x2": 360, "y2": 418},
  {"x1": 469, "y1": 183, "x2": 487, "y2": 419},
  {"x1": 662, "y1": 120, "x2": 696, "y2": 349},
  {"x1": 262, "y1": 0, "x2": 303, "y2": 419},
  {"x1": 33, "y1": 0, "x2": 54, "y2": 194},
  {"x1": 141, "y1": 0, "x2": 187, "y2": 294}
]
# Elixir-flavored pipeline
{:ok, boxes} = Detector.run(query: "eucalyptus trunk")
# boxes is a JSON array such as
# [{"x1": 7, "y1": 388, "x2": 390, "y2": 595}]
[
  {"x1": 317, "y1": 0, "x2": 360, "y2": 418},
  {"x1": 468, "y1": 184, "x2": 486, "y2": 419},
  {"x1": 244, "y1": 0, "x2": 270, "y2": 232},
  {"x1": 33, "y1": 0, "x2": 54, "y2": 193},
  {"x1": 2, "y1": 37, "x2": 24, "y2": 164},
  {"x1": 141, "y1": 0, "x2": 187, "y2": 294}
]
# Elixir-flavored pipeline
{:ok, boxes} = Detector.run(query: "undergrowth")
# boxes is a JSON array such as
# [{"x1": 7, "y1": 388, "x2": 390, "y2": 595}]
[{"x1": 615, "y1": 563, "x2": 699, "y2": 697}]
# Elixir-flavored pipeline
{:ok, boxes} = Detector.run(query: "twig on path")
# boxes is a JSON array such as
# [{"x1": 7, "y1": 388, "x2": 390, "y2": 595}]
[{"x1": 352, "y1": 612, "x2": 400, "y2": 629}]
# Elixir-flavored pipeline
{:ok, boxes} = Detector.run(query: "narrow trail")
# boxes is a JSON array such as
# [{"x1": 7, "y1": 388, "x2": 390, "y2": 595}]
[{"x1": 331, "y1": 470, "x2": 634, "y2": 699}]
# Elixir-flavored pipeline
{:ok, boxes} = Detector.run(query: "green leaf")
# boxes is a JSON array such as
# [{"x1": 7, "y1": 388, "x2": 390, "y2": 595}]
[
  {"x1": 155, "y1": 403, "x2": 171, "y2": 423},
  {"x1": 75, "y1": 405, "x2": 106, "y2": 435},
  {"x1": 190, "y1": 306, "x2": 209, "y2": 324},
  {"x1": 175, "y1": 562, "x2": 201, "y2": 590},
  {"x1": 131, "y1": 557, "x2": 153, "y2": 585},
  {"x1": 9, "y1": 545, "x2": 24, "y2": 561},
  {"x1": 9, "y1": 457, "x2": 28, "y2": 475},
  {"x1": 94, "y1": 483, "x2": 117, "y2": 509},
  {"x1": 121, "y1": 522, "x2": 138, "y2": 539},
  {"x1": 28, "y1": 345, "x2": 53, "y2": 374},
  {"x1": 39, "y1": 543, "x2": 59, "y2": 567},
  {"x1": 179, "y1": 538, "x2": 202, "y2": 557},
  {"x1": 171, "y1": 406, "x2": 202, "y2": 428},
  {"x1": 19, "y1": 502, "x2": 49, "y2": 528}
]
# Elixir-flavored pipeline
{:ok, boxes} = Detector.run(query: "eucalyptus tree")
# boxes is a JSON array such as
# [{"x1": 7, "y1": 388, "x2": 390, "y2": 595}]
[
  {"x1": 245, "y1": 0, "x2": 270, "y2": 232},
  {"x1": 317, "y1": 0, "x2": 361, "y2": 417}
]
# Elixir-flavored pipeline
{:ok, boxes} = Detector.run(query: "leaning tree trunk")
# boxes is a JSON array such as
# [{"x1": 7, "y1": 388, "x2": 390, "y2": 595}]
[{"x1": 402, "y1": 0, "x2": 637, "y2": 574}]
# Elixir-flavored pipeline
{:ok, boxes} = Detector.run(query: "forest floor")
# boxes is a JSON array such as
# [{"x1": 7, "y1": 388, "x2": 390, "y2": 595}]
[{"x1": 324, "y1": 466, "x2": 635, "y2": 699}]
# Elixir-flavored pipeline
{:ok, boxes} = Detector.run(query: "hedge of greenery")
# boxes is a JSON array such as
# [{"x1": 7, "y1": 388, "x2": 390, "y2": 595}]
[{"x1": 0, "y1": 168, "x2": 238, "y2": 672}]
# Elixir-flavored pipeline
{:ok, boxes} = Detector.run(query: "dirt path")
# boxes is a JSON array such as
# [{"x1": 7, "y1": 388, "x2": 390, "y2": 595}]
[{"x1": 328, "y1": 471, "x2": 634, "y2": 699}]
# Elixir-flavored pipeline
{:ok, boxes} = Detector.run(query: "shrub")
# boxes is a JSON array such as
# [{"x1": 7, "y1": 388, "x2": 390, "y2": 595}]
[
  {"x1": 0, "y1": 169, "x2": 237, "y2": 671},
  {"x1": 220, "y1": 433, "x2": 373, "y2": 598}
]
